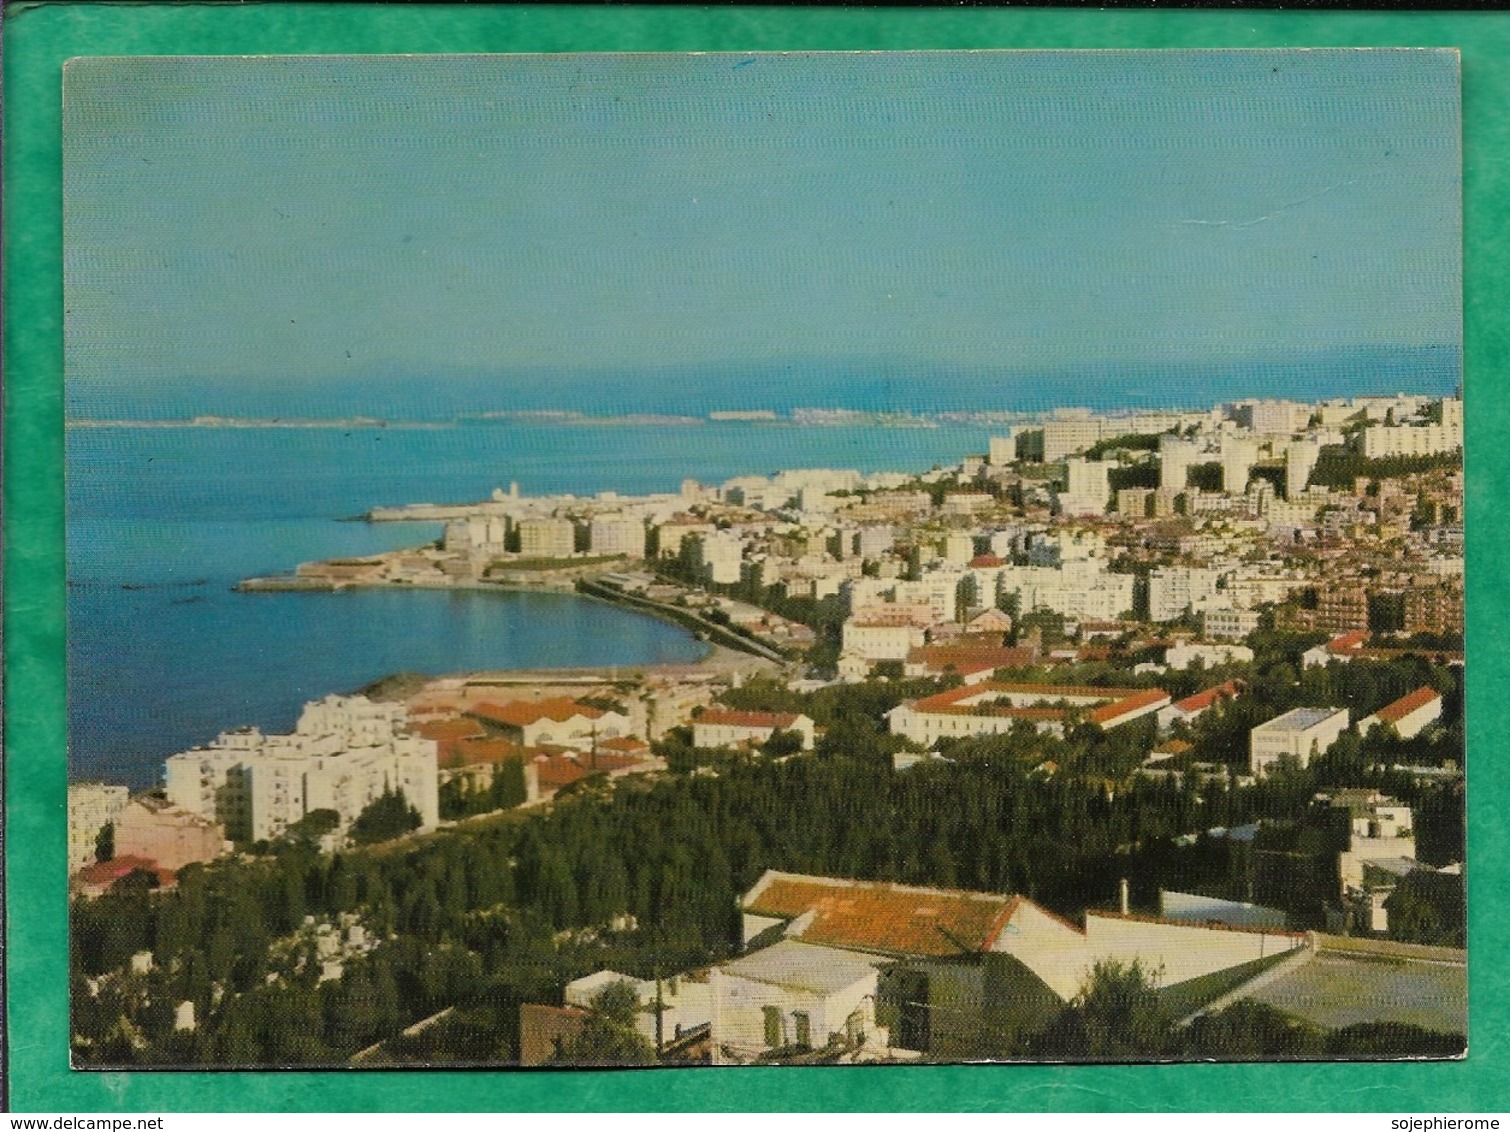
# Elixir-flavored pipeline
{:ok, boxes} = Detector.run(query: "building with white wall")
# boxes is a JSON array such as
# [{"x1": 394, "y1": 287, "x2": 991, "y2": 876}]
[
  {"x1": 565, "y1": 969, "x2": 712, "y2": 1049},
  {"x1": 1201, "y1": 607, "x2": 1261, "y2": 640},
  {"x1": 1358, "y1": 687, "x2": 1442, "y2": 740},
  {"x1": 67, "y1": 782, "x2": 130, "y2": 873},
  {"x1": 692, "y1": 710, "x2": 816, "y2": 751},
  {"x1": 1160, "y1": 435, "x2": 1202, "y2": 493},
  {"x1": 517, "y1": 516, "x2": 576, "y2": 559},
  {"x1": 165, "y1": 696, "x2": 439, "y2": 843},
  {"x1": 888, "y1": 682, "x2": 1168, "y2": 745},
  {"x1": 589, "y1": 514, "x2": 647, "y2": 558},
  {"x1": 710, "y1": 941, "x2": 890, "y2": 1063},
  {"x1": 1149, "y1": 566, "x2": 1225, "y2": 623},
  {"x1": 735, "y1": 871, "x2": 1307, "y2": 1057},
  {"x1": 1221, "y1": 437, "x2": 1259, "y2": 494},
  {"x1": 469, "y1": 698, "x2": 631, "y2": 749},
  {"x1": 1249, "y1": 706, "x2": 1350, "y2": 776},
  {"x1": 1362, "y1": 421, "x2": 1463, "y2": 458},
  {"x1": 1165, "y1": 642, "x2": 1253, "y2": 671},
  {"x1": 1058, "y1": 457, "x2": 1111, "y2": 516}
]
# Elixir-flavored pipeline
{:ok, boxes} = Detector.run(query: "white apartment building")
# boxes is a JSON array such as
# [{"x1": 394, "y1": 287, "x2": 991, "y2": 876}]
[
  {"x1": 1059, "y1": 457, "x2": 1111, "y2": 516},
  {"x1": 1221, "y1": 437, "x2": 1259, "y2": 494},
  {"x1": 68, "y1": 782, "x2": 130, "y2": 872},
  {"x1": 856, "y1": 524, "x2": 896, "y2": 559},
  {"x1": 1362, "y1": 421, "x2": 1464, "y2": 459},
  {"x1": 656, "y1": 520, "x2": 714, "y2": 559},
  {"x1": 1042, "y1": 419, "x2": 1109, "y2": 462},
  {"x1": 690, "y1": 531, "x2": 744, "y2": 584},
  {"x1": 1249, "y1": 706, "x2": 1350, "y2": 777},
  {"x1": 1159, "y1": 435, "x2": 1203, "y2": 493},
  {"x1": 1237, "y1": 400, "x2": 1307, "y2": 436},
  {"x1": 996, "y1": 560, "x2": 1136, "y2": 622},
  {"x1": 891, "y1": 573, "x2": 964, "y2": 623},
  {"x1": 443, "y1": 514, "x2": 507, "y2": 556},
  {"x1": 1286, "y1": 440, "x2": 1321, "y2": 498},
  {"x1": 1201, "y1": 607, "x2": 1261, "y2": 640},
  {"x1": 165, "y1": 696, "x2": 439, "y2": 843},
  {"x1": 1148, "y1": 566, "x2": 1225, "y2": 623},
  {"x1": 589, "y1": 514, "x2": 647, "y2": 558},
  {"x1": 842, "y1": 607, "x2": 932, "y2": 664},
  {"x1": 517, "y1": 516, "x2": 576, "y2": 559}
]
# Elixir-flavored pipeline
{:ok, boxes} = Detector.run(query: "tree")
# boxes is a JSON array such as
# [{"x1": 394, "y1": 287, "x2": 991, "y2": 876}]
[
  {"x1": 761, "y1": 729, "x2": 805, "y2": 757},
  {"x1": 1180, "y1": 999, "x2": 1323, "y2": 1059},
  {"x1": 1033, "y1": 960, "x2": 1171, "y2": 1060},
  {"x1": 350, "y1": 788, "x2": 422, "y2": 846},
  {"x1": 553, "y1": 981, "x2": 657, "y2": 1066},
  {"x1": 95, "y1": 821, "x2": 115, "y2": 864},
  {"x1": 285, "y1": 808, "x2": 340, "y2": 844}
]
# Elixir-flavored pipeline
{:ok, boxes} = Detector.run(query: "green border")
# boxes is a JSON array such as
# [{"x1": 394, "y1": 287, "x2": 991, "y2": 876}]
[{"x1": 4, "y1": 4, "x2": 1502, "y2": 1112}]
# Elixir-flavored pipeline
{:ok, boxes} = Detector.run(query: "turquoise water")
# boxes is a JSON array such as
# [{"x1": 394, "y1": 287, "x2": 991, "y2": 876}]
[{"x1": 67, "y1": 420, "x2": 996, "y2": 787}]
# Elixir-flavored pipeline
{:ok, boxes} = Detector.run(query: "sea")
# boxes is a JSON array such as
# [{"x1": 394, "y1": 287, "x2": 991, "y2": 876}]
[{"x1": 67, "y1": 347, "x2": 1461, "y2": 789}]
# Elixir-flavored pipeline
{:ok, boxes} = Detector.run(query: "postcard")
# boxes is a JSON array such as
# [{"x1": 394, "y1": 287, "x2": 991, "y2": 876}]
[{"x1": 62, "y1": 50, "x2": 1464, "y2": 1068}]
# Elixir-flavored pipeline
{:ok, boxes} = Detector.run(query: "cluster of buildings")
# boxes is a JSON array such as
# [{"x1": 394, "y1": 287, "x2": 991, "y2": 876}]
[{"x1": 522, "y1": 865, "x2": 1463, "y2": 1065}]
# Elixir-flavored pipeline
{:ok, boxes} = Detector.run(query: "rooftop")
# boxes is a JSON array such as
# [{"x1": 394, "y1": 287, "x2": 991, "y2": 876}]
[
  {"x1": 697, "y1": 710, "x2": 801, "y2": 730},
  {"x1": 1256, "y1": 706, "x2": 1348, "y2": 733},
  {"x1": 468, "y1": 698, "x2": 606, "y2": 727},
  {"x1": 743, "y1": 870, "x2": 1019, "y2": 958},
  {"x1": 720, "y1": 940, "x2": 886, "y2": 996},
  {"x1": 1372, "y1": 686, "x2": 1442, "y2": 723}
]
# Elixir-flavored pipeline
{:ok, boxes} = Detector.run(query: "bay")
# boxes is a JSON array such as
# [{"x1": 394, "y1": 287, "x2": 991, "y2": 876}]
[{"x1": 66, "y1": 420, "x2": 995, "y2": 787}]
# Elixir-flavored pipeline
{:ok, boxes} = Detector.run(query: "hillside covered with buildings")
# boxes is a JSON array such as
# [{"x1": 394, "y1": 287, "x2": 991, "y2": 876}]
[{"x1": 69, "y1": 391, "x2": 1466, "y2": 1066}]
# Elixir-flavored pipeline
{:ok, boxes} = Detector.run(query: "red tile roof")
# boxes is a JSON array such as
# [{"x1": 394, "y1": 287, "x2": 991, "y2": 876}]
[
  {"x1": 1171, "y1": 679, "x2": 1245, "y2": 714},
  {"x1": 412, "y1": 718, "x2": 487, "y2": 742},
  {"x1": 1327, "y1": 630, "x2": 1371, "y2": 655},
  {"x1": 596, "y1": 735, "x2": 651, "y2": 754},
  {"x1": 697, "y1": 710, "x2": 800, "y2": 730},
  {"x1": 73, "y1": 855, "x2": 176, "y2": 892},
  {"x1": 533, "y1": 751, "x2": 650, "y2": 791},
  {"x1": 904, "y1": 681, "x2": 1168, "y2": 729},
  {"x1": 1086, "y1": 687, "x2": 1171, "y2": 725},
  {"x1": 969, "y1": 554, "x2": 1005, "y2": 568},
  {"x1": 439, "y1": 737, "x2": 526, "y2": 771},
  {"x1": 744, "y1": 871, "x2": 1020, "y2": 958},
  {"x1": 1374, "y1": 686, "x2": 1442, "y2": 723},
  {"x1": 469, "y1": 698, "x2": 605, "y2": 728}
]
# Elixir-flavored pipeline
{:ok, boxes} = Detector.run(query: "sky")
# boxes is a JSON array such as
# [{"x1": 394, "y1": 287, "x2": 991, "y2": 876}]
[{"x1": 63, "y1": 50, "x2": 1461, "y2": 411}]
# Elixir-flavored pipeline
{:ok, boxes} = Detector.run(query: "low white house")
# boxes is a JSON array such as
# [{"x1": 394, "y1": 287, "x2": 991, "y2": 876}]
[
  {"x1": 564, "y1": 968, "x2": 712, "y2": 1048},
  {"x1": 1165, "y1": 642, "x2": 1254, "y2": 671},
  {"x1": 1358, "y1": 687, "x2": 1443, "y2": 740},
  {"x1": 692, "y1": 710, "x2": 816, "y2": 751},
  {"x1": 710, "y1": 940, "x2": 890, "y2": 1064}
]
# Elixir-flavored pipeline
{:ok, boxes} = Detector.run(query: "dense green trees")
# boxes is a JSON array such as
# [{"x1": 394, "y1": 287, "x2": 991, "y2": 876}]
[
  {"x1": 350, "y1": 788, "x2": 422, "y2": 845},
  {"x1": 71, "y1": 650, "x2": 1465, "y2": 1067},
  {"x1": 551, "y1": 982, "x2": 657, "y2": 1066}
]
